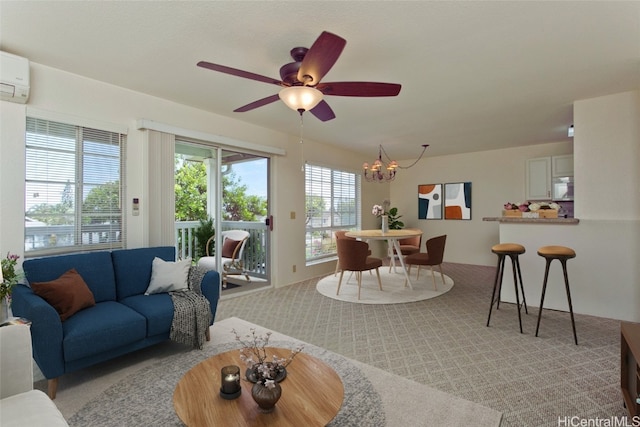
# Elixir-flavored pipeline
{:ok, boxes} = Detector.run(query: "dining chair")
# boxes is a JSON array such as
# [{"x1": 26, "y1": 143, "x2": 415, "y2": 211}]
[
  {"x1": 404, "y1": 235, "x2": 447, "y2": 290},
  {"x1": 334, "y1": 230, "x2": 371, "y2": 277},
  {"x1": 389, "y1": 229, "x2": 422, "y2": 272},
  {"x1": 336, "y1": 238, "x2": 383, "y2": 300}
]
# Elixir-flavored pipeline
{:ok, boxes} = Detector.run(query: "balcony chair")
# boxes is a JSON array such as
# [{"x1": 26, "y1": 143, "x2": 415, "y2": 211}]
[
  {"x1": 404, "y1": 235, "x2": 447, "y2": 290},
  {"x1": 197, "y1": 230, "x2": 250, "y2": 287},
  {"x1": 336, "y1": 238, "x2": 383, "y2": 300}
]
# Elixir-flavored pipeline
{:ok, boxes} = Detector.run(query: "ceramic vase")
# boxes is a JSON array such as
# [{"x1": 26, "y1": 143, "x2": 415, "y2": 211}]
[
  {"x1": 381, "y1": 215, "x2": 389, "y2": 233},
  {"x1": 251, "y1": 382, "x2": 282, "y2": 413}
]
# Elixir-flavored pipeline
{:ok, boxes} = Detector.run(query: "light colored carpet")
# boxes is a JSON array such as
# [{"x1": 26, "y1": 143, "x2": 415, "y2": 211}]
[
  {"x1": 214, "y1": 263, "x2": 627, "y2": 426},
  {"x1": 316, "y1": 267, "x2": 453, "y2": 304},
  {"x1": 48, "y1": 317, "x2": 502, "y2": 426}
]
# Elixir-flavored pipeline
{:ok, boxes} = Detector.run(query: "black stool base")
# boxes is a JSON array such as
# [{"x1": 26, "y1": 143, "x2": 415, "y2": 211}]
[
  {"x1": 487, "y1": 252, "x2": 528, "y2": 333},
  {"x1": 535, "y1": 257, "x2": 578, "y2": 345}
]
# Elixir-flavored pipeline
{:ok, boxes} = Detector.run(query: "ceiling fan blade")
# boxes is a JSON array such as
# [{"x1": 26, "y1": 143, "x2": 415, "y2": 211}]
[
  {"x1": 197, "y1": 61, "x2": 284, "y2": 86},
  {"x1": 234, "y1": 94, "x2": 281, "y2": 112},
  {"x1": 309, "y1": 100, "x2": 336, "y2": 122},
  {"x1": 297, "y1": 31, "x2": 346, "y2": 85},
  {"x1": 316, "y1": 82, "x2": 401, "y2": 97}
]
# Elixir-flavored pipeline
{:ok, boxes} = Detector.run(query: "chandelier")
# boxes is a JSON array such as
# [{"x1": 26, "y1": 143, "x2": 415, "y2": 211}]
[{"x1": 363, "y1": 144, "x2": 429, "y2": 182}]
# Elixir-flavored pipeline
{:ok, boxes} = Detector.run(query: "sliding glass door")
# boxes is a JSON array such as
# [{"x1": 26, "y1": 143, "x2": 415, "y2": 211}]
[{"x1": 175, "y1": 141, "x2": 271, "y2": 289}]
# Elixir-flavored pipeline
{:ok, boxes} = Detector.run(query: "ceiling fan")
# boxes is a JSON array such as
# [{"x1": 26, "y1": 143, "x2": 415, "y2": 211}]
[{"x1": 197, "y1": 31, "x2": 401, "y2": 121}]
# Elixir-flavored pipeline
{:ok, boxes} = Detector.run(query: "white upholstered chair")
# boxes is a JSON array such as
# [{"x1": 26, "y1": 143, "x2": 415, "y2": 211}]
[
  {"x1": 197, "y1": 230, "x2": 251, "y2": 287},
  {"x1": 0, "y1": 324, "x2": 69, "y2": 426}
]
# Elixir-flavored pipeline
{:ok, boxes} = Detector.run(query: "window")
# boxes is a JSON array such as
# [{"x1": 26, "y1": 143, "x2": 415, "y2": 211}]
[
  {"x1": 25, "y1": 117, "x2": 126, "y2": 255},
  {"x1": 305, "y1": 164, "x2": 360, "y2": 262}
]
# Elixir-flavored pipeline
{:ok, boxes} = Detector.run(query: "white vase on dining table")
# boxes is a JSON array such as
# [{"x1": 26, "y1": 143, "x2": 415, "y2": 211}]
[{"x1": 381, "y1": 215, "x2": 389, "y2": 233}]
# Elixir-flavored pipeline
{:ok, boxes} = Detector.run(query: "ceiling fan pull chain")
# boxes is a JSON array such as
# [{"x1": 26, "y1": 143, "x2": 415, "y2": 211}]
[{"x1": 299, "y1": 110, "x2": 305, "y2": 172}]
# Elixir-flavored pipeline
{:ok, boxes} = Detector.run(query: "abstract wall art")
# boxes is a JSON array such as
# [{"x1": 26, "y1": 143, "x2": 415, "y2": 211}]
[
  {"x1": 444, "y1": 182, "x2": 472, "y2": 220},
  {"x1": 418, "y1": 184, "x2": 442, "y2": 219}
]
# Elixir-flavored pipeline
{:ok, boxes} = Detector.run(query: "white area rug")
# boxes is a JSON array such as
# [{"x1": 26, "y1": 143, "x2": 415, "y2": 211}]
[
  {"x1": 316, "y1": 267, "x2": 454, "y2": 304},
  {"x1": 55, "y1": 317, "x2": 501, "y2": 426}
]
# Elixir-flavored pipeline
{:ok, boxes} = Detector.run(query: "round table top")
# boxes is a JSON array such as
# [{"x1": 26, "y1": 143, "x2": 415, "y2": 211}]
[
  {"x1": 173, "y1": 347, "x2": 344, "y2": 426},
  {"x1": 346, "y1": 229, "x2": 423, "y2": 240}
]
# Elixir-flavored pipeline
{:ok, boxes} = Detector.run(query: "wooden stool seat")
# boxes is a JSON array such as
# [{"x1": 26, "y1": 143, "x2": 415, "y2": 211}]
[
  {"x1": 492, "y1": 243, "x2": 526, "y2": 255},
  {"x1": 537, "y1": 245, "x2": 576, "y2": 258},
  {"x1": 487, "y1": 243, "x2": 528, "y2": 333},
  {"x1": 535, "y1": 245, "x2": 578, "y2": 345}
]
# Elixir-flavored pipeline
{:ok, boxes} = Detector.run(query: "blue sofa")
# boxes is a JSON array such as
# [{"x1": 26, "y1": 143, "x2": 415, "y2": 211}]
[{"x1": 11, "y1": 246, "x2": 220, "y2": 399}]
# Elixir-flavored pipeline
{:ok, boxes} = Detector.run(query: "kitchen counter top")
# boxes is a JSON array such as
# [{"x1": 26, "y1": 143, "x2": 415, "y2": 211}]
[{"x1": 483, "y1": 217, "x2": 580, "y2": 224}]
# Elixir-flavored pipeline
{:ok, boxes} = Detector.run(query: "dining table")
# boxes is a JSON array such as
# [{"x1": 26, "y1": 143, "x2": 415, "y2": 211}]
[{"x1": 345, "y1": 229, "x2": 423, "y2": 289}]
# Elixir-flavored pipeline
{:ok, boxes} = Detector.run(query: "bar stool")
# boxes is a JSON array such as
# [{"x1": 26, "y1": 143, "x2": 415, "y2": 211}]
[
  {"x1": 535, "y1": 245, "x2": 578, "y2": 345},
  {"x1": 486, "y1": 243, "x2": 528, "y2": 333}
]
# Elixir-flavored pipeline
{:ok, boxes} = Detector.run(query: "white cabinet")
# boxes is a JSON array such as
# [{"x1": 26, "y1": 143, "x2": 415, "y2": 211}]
[
  {"x1": 526, "y1": 157, "x2": 551, "y2": 200},
  {"x1": 526, "y1": 155, "x2": 574, "y2": 200},
  {"x1": 552, "y1": 154, "x2": 574, "y2": 177}
]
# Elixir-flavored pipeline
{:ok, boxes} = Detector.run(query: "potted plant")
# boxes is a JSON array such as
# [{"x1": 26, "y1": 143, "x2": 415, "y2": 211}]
[
  {"x1": 193, "y1": 217, "x2": 215, "y2": 260},
  {"x1": 1, "y1": 252, "x2": 20, "y2": 320}
]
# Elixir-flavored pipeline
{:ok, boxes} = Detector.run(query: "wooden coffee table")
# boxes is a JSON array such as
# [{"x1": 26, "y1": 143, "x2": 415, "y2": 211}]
[{"x1": 173, "y1": 347, "x2": 344, "y2": 426}]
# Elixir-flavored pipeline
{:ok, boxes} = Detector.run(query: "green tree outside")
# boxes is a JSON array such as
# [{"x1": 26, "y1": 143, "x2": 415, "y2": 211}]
[{"x1": 175, "y1": 160, "x2": 208, "y2": 222}]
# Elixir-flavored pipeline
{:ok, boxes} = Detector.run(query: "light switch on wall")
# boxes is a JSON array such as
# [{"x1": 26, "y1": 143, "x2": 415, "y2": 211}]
[{"x1": 290, "y1": 211, "x2": 296, "y2": 220}]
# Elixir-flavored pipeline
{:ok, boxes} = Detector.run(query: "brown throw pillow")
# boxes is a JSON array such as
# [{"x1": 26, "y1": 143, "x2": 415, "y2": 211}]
[
  {"x1": 221, "y1": 238, "x2": 241, "y2": 258},
  {"x1": 31, "y1": 269, "x2": 96, "y2": 321}
]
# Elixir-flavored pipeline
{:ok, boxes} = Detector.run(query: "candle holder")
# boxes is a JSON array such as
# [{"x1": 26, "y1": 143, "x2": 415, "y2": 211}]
[{"x1": 220, "y1": 365, "x2": 241, "y2": 399}]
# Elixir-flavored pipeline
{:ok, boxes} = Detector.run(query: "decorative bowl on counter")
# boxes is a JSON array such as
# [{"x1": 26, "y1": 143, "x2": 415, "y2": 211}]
[{"x1": 502, "y1": 201, "x2": 560, "y2": 218}]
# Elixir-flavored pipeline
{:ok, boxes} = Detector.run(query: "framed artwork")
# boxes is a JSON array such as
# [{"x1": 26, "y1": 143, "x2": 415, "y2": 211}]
[
  {"x1": 418, "y1": 184, "x2": 442, "y2": 219},
  {"x1": 444, "y1": 182, "x2": 472, "y2": 220}
]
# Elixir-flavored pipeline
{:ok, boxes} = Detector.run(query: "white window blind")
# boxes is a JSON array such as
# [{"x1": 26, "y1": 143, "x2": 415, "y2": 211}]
[
  {"x1": 305, "y1": 164, "x2": 360, "y2": 262},
  {"x1": 25, "y1": 117, "x2": 126, "y2": 255}
]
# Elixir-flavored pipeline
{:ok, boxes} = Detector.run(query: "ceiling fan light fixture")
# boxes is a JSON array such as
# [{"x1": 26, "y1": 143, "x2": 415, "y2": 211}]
[{"x1": 278, "y1": 86, "x2": 323, "y2": 112}]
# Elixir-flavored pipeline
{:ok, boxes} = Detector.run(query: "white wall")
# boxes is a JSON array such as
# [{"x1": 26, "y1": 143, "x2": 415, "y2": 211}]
[
  {"x1": 574, "y1": 90, "x2": 640, "y2": 220},
  {"x1": 0, "y1": 63, "x2": 387, "y2": 287},
  {"x1": 390, "y1": 141, "x2": 573, "y2": 266}
]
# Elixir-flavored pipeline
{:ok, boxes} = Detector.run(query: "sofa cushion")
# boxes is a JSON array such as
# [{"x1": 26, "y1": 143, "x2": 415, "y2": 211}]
[
  {"x1": 62, "y1": 301, "x2": 146, "y2": 362},
  {"x1": 111, "y1": 247, "x2": 176, "y2": 300},
  {"x1": 0, "y1": 390, "x2": 69, "y2": 427},
  {"x1": 23, "y1": 251, "x2": 116, "y2": 303},
  {"x1": 144, "y1": 257, "x2": 191, "y2": 295},
  {"x1": 120, "y1": 293, "x2": 174, "y2": 337},
  {"x1": 31, "y1": 269, "x2": 96, "y2": 321}
]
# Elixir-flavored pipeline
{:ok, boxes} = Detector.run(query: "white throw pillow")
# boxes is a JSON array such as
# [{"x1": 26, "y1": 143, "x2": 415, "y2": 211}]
[{"x1": 144, "y1": 257, "x2": 191, "y2": 295}]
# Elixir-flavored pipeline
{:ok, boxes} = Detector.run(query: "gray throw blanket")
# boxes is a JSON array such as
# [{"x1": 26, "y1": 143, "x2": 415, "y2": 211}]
[{"x1": 169, "y1": 266, "x2": 212, "y2": 349}]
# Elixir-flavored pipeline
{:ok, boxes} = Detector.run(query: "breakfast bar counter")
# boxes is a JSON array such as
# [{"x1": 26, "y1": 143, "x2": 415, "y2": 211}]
[
  {"x1": 483, "y1": 216, "x2": 640, "y2": 323},
  {"x1": 483, "y1": 217, "x2": 579, "y2": 224}
]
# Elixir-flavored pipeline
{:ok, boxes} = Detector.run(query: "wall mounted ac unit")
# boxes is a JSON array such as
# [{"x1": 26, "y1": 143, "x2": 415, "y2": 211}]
[{"x1": 1, "y1": 51, "x2": 30, "y2": 104}]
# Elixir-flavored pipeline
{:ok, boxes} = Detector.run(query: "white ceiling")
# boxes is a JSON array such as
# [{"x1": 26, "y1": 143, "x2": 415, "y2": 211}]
[{"x1": 1, "y1": 1, "x2": 638, "y2": 160}]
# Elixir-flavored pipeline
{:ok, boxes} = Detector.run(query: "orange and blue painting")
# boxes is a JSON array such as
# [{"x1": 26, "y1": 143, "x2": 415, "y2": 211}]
[
  {"x1": 444, "y1": 182, "x2": 472, "y2": 220},
  {"x1": 418, "y1": 184, "x2": 442, "y2": 219}
]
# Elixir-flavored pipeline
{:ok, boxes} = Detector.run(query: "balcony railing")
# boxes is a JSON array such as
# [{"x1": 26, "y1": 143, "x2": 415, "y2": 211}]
[
  {"x1": 24, "y1": 221, "x2": 267, "y2": 279},
  {"x1": 175, "y1": 220, "x2": 268, "y2": 279}
]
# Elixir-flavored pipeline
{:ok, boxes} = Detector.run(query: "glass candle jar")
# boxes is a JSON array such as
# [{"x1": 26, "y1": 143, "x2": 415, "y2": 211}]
[{"x1": 220, "y1": 365, "x2": 241, "y2": 399}]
